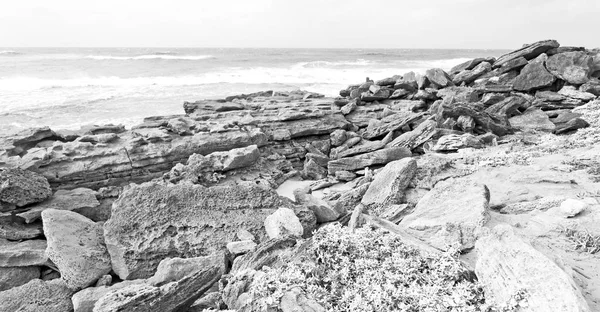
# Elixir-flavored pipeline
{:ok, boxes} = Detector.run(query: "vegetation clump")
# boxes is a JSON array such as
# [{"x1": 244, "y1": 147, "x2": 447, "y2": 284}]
[
  {"x1": 245, "y1": 224, "x2": 515, "y2": 312},
  {"x1": 563, "y1": 227, "x2": 600, "y2": 254}
]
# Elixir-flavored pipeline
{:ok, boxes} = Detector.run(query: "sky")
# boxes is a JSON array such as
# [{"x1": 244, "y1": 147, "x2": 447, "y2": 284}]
[{"x1": 1, "y1": 0, "x2": 599, "y2": 49}]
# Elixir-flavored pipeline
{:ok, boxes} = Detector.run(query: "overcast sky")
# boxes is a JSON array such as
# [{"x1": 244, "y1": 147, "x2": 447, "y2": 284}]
[{"x1": 1, "y1": 0, "x2": 598, "y2": 49}]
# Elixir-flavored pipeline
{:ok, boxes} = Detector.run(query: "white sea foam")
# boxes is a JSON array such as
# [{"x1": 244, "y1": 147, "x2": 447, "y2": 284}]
[
  {"x1": 85, "y1": 54, "x2": 214, "y2": 60},
  {"x1": 0, "y1": 50, "x2": 21, "y2": 55}
]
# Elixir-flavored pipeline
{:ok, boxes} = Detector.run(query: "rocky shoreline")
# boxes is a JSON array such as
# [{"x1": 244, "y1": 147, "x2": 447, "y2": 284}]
[{"x1": 1, "y1": 39, "x2": 600, "y2": 311}]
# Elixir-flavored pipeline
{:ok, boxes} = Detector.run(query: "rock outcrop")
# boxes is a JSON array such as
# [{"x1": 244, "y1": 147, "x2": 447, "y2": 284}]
[{"x1": 0, "y1": 279, "x2": 74, "y2": 312}]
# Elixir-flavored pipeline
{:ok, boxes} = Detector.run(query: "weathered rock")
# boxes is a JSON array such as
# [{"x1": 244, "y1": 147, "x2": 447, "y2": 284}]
[
  {"x1": 361, "y1": 158, "x2": 417, "y2": 212},
  {"x1": 387, "y1": 119, "x2": 438, "y2": 150},
  {"x1": 42, "y1": 209, "x2": 112, "y2": 290},
  {"x1": 71, "y1": 280, "x2": 145, "y2": 312},
  {"x1": 494, "y1": 39, "x2": 560, "y2": 67},
  {"x1": 425, "y1": 68, "x2": 453, "y2": 88},
  {"x1": 264, "y1": 208, "x2": 304, "y2": 239},
  {"x1": 329, "y1": 129, "x2": 348, "y2": 147},
  {"x1": 375, "y1": 77, "x2": 396, "y2": 86},
  {"x1": 147, "y1": 254, "x2": 226, "y2": 287},
  {"x1": 340, "y1": 100, "x2": 357, "y2": 115},
  {"x1": 227, "y1": 240, "x2": 257, "y2": 255},
  {"x1": 549, "y1": 198, "x2": 588, "y2": 218},
  {"x1": 332, "y1": 183, "x2": 370, "y2": 214},
  {"x1": 558, "y1": 86, "x2": 596, "y2": 102},
  {"x1": 0, "y1": 239, "x2": 47, "y2": 267},
  {"x1": 0, "y1": 279, "x2": 74, "y2": 312},
  {"x1": 230, "y1": 237, "x2": 298, "y2": 274},
  {"x1": 554, "y1": 117, "x2": 590, "y2": 134},
  {"x1": 294, "y1": 191, "x2": 345, "y2": 223},
  {"x1": 361, "y1": 88, "x2": 391, "y2": 102},
  {"x1": 476, "y1": 224, "x2": 590, "y2": 312},
  {"x1": 401, "y1": 177, "x2": 490, "y2": 250},
  {"x1": 453, "y1": 62, "x2": 492, "y2": 85},
  {"x1": 334, "y1": 170, "x2": 356, "y2": 182},
  {"x1": 497, "y1": 56, "x2": 528, "y2": 74},
  {"x1": 103, "y1": 182, "x2": 287, "y2": 280},
  {"x1": 0, "y1": 266, "x2": 40, "y2": 291},
  {"x1": 0, "y1": 217, "x2": 43, "y2": 240},
  {"x1": 302, "y1": 159, "x2": 328, "y2": 180},
  {"x1": 362, "y1": 112, "x2": 424, "y2": 140},
  {"x1": 509, "y1": 108, "x2": 556, "y2": 132},
  {"x1": 457, "y1": 115, "x2": 476, "y2": 132},
  {"x1": 327, "y1": 147, "x2": 412, "y2": 175},
  {"x1": 0, "y1": 168, "x2": 52, "y2": 207},
  {"x1": 485, "y1": 96, "x2": 527, "y2": 117},
  {"x1": 432, "y1": 134, "x2": 484, "y2": 152},
  {"x1": 93, "y1": 267, "x2": 221, "y2": 312},
  {"x1": 513, "y1": 54, "x2": 557, "y2": 92},
  {"x1": 450, "y1": 57, "x2": 488, "y2": 74},
  {"x1": 18, "y1": 188, "x2": 100, "y2": 223},
  {"x1": 546, "y1": 51, "x2": 593, "y2": 85},
  {"x1": 580, "y1": 79, "x2": 600, "y2": 96}
]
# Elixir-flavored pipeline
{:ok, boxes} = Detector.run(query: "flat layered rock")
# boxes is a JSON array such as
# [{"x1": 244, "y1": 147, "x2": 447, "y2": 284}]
[
  {"x1": 476, "y1": 224, "x2": 590, "y2": 312},
  {"x1": 71, "y1": 280, "x2": 145, "y2": 312},
  {"x1": 0, "y1": 217, "x2": 43, "y2": 240},
  {"x1": 431, "y1": 134, "x2": 484, "y2": 152},
  {"x1": 494, "y1": 39, "x2": 560, "y2": 67},
  {"x1": 513, "y1": 54, "x2": 557, "y2": 92},
  {"x1": 452, "y1": 62, "x2": 492, "y2": 85},
  {"x1": 103, "y1": 181, "x2": 287, "y2": 280},
  {"x1": 0, "y1": 168, "x2": 52, "y2": 207},
  {"x1": 400, "y1": 177, "x2": 490, "y2": 250},
  {"x1": 42, "y1": 209, "x2": 112, "y2": 290},
  {"x1": 0, "y1": 239, "x2": 47, "y2": 267},
  {"x1": 18, "y1": 188, "x2": 100, "y2": 223},
  {"x1": 327, "y1": 147, "x2": 412, "y2": 175},
  {"x1": 361, "y1": 158, "x2": 417, "y2": 212},
  {"x1": 509, "y1": 108, "x2": 556, "y2": 132},
  {"x1": 0, "y1": 266, "x2": 40, "y2": 291},
  {"x1": 0, "y1": 279, "x2": 74, "y2": 312},
  {"x1": 425, "y1": 68, "x2": 453, "y2": 88},
  {"x1": 93, "y1": 267, "x2": 221, "y2": 312}
]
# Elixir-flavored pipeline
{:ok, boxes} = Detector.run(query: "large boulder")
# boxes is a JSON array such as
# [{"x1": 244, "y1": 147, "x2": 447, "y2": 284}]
[
  {"x1": 0, "y1": 266, "x2": 40, "y2": 291},
  {"x1": 452, "y1": 62, "x2": 492, "y2": 85},
  {"x1": 425, "y1": 68, "x2": 453, "y2": 88},
  {"x1": 476, "y1": 224, "x2": 590, "y2": 312},
  {"x1": 42, "y1": 209, "x2": 112, "y2": 290},
  {"x1": 509, "y1": 108, "x2": 556, "y2": 132},
  {"x1": 361, "y1": 158, "x2": 417, "y2": 213},
  {"x1": 494, "y1": 39, "x2": 560, "y2": 67},
  {"x1": 513, "y1": 54, "x2": 557, "y2": 92},
  {"x1": 0, "y1": 278, "x2": 74, "y2": 312},
  {"x1": 400, "y1": 177, "x2": 490, "y2": 250},
  {"x1": 17, "y1": 188, "x2": 100, "y2": 223},
  {"x1": 103, "y1": 182, "x2": 287, "y2": 280},
  {"x1": 0, "y1": 239, "x2": 47, "y2": 267},
  {"x1": 147, "y1": 253, "x2": 226, "y2": 287},
  {"x1": 546, "y1": 51, "x2": 593, "y2": 85},
  {"x1": 264, "y1": 208, "x2": 304, "y2": 239},
  {"x1": 0, "y1": 168, "x2": 52, "y2": 208}
]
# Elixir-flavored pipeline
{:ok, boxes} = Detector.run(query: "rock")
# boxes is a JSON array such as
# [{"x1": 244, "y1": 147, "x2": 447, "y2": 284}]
[
  {"x1": 103, "y1": 182, "x2": 287, "y2": 280},
  {"x1": 0, "y1": 266, "x2": 40, "y2": 291},
  {"x1": 401, "y1": 177, "x2": 490, "y2": 250},
  {"x1": 513, "y1": 54, "x2": 557, "y2": 92},
  {"x1": 302, "y1": 159, "x2": 328, "y2": 180},
  {"x1": 375, "y1": 77, "x2": 396, "y2": 86},
  {"x1": 230, "y1": 237, "x2": 298, "y2": 273},
  {"x1": 0, "y1": 168, "x2": 52, "y2": 207},
  {"x1": 264, "y1": 208, "x2": 304, "y2": 239},
  {"x1": 334, "y1": 170, "x2": 356, "y2": 182},
  {"x1": 580, "y1": 79, "x2": 600, "y2": 96},
  {"x1": 236, "y1": 229, "x2": 256, "y2": 241},
  {"x1": 509, "y1": 108, "x2": 556, "y2": 132},
  {"x1": 484, "y1": 95, "x2": 527, "y2": 117},
  {"x1": 340, "y1": 100, "x2": 357, "y2": 115},
  {"x1": 546, "y1": 51, "x2": 593, "y2": 85},
  {"x1": 387, "y1": 119, "x2": 438, "y2": 151},
  {"x1": 452, "y1": 62, "x2": 492, "y2": 85},
  {"x1": 71, "y1": 280, "x2": 145, "y2": 312},
  {"x1": 0, "y1": 217, "x2": 43, "y2": 240},
  {"x1": 329, "y1": 129, "x2": 348, "y2": 147},
  {"x1": 432, "y1": 134, "x2": 484, "y2": 152},
  {"x1": 475, "y1": 224, "x2": 590, "y2": 312},
  {"x1": 0, "y1": 239, "x2": 47, "y2": 267},
  {"x1": 93, "y1": 267, "x2": 221, "y2": 312},
  {"x1": 305, "y1": 153, "x2": 329, "y2": 167},
  {"x1": 42, "y1": 209, "x2": 112, "y2": 290},
  {"x1": 450, "y1": 57, "x2": 488, "y2": 74},
  {"x1": 361, "y1": 158, "x2": 417, "y2": 212},
  {"x1": 328, "y1": 147, "x2": 412, "y2": 175},
  {"x1": 425, "y1": 68, "x2": 453, "y2": 88},
  {"x1": 558, "y1": 86, "x2": 596, "y2": 101},
  {"x1": 332, "y1": 183, "x2": 370, "y2": 214},
  {"x1": 457, "y1": 115, "x2": 476, "y2": 132},
  {"x1": 227, "y1": 240, "x2": 257, "y2": 255},
  {"x1": 362, "y1": 112, "x2": 425, "y2": 140},
  {"x1": 95, "y1": 275, "x2": 112, "y2": 287},
  {"x1": 147, "y1": 254, "x2": 226, "y2": 287},
  {"x1": 379, "y1": 204, "x2": 410, "y2": 224},
  {"x1": 280, "y1": 287, "x2": 326, "y2": 312},
  {"x1": 0, "y1": 279, "x2": 74, "y2": 312},
  {"x1": 497, "y1": 56, "x2": 528, "y2": 74},
  {"x1": 494, "y1": 39, "x2": 560, "y2": 67},
  {"x1": 294, "y1": 191, "x2": 345, "y2": 223},
  {"x1": 361, "y1": 88, "x2": 391, "y2": 102},
  {"x1": 17, "y1": 188, "x2": 100, "y2": 223},
  {"x1": 554, "y1": 117, "x2": 589, "y2": 134},
  {"x1": 389, "y1": 88, "x2": 410, "y2": 99},
  {"x1": 549, "y1": 198, "x2": 588, "y2": 218}
]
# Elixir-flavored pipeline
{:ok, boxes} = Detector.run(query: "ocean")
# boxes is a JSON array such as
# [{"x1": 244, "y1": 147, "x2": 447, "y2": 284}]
[{"x1": 0, "y1": 47, "x2": 509, "y2": 134}]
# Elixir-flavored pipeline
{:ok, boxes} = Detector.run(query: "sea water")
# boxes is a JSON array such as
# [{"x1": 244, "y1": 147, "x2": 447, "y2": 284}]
[{"x1": 0, "y1": 47, "x2": 508, "y2": 133}]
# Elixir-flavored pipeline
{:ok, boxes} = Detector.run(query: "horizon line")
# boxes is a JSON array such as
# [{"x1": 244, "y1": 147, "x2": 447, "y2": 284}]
[{"x1": 1, "y1": 46, "x2": 515, "y2": 51}]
